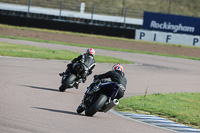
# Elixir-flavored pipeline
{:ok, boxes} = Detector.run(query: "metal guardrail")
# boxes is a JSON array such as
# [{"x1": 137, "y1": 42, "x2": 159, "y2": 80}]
[{"x1": 0, "y1": 9, "x2": 141, "y2": 30}]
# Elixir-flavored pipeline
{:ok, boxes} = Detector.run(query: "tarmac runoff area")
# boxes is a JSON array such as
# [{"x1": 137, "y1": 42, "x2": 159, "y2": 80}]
[{"x1": 0, "y1": 38, "x2": 200, "y2": 133}]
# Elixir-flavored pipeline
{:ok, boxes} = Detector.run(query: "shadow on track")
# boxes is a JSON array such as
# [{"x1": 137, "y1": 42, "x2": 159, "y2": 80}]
[
  {"x1": 21, "y1": 85, "x2": 59, "y2": 92},
  {"x1": 33, "y1": 107, "x2": 85, "y2": 116}
]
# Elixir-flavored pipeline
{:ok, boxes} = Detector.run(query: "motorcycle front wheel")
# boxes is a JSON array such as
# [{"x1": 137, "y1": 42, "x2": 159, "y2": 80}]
[
  {"x1": 59, "y1": 74, "x2": 76, "y2": 92},
  {"x1": 85, "y1": 94, "x2": 107, "y2": 117}
]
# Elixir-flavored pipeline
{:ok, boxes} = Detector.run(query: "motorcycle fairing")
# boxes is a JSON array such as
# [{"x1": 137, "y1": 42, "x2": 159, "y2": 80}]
[{"x1": 98, "y1": 81, "x2": 119, "y2": 99}]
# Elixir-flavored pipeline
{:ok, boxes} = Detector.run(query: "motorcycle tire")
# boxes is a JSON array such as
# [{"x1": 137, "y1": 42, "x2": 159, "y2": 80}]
[
  {"x1": 59, "y1": 74, "x2": 77, "y2": 92},
  {"x1": 85, "y1": 94, "x2": 107, "y2": 117}
]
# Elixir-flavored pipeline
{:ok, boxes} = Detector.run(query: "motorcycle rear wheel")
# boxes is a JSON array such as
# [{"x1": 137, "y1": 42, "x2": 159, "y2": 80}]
[
  {"x1": 85, "y1": 94, "x2": 107, "y2": 117},
  {"x1": 59, "y1": 74, "x2": 76, "y2": 92}
]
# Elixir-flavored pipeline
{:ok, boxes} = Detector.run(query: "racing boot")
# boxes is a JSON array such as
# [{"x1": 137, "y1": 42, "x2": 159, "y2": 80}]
[
  {"x1": 59, "y1": 67, "x2": 71, "y2": 76},
  {"x1": 77, "y1": 94, "x2": 88, "y2": 114},
  {"x1": 59, "y1": 72, "x2": 65, "y2": 76},
  {"x1": 82, "y1": 77, "x2": 86, "y2": 83},
  {"x1": 76, "y1": 103, "x2": 85, "y2": 114},
  {"x1": 74, "y1": 82, "x2": 79, "y2": 89}
]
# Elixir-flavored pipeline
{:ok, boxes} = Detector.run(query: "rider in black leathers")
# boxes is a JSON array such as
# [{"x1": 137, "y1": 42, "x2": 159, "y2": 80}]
[
  {"x1": 59, "y1": 48, "x2": 96, "y2": 89},
  {"x1": 93, "y1": 63, "x2": 127, "y2": 99},
  {"x1": 77, "y1": 63, "x2": 127, "y2": 113}
]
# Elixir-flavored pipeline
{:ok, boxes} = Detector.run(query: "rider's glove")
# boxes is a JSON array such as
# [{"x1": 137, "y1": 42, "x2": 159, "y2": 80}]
[{"x1": 94, "y1": 75, "x2": 99, "y2": 80}]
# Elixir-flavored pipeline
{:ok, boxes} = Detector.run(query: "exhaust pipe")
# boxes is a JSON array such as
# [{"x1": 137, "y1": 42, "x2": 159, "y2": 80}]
[{"x1": 102, "y1": 99, "x2": 119, "y2": 113}]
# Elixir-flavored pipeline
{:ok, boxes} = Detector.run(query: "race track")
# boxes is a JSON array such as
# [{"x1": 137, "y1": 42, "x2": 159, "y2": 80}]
[{"x1": 0, "y1": 38, "x2": 200, "y2": 133}]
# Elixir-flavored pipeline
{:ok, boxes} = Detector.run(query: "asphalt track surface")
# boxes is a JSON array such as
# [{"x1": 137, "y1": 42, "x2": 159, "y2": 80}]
[{"x1": 0, "y1": 38, "x2": 200, "y2": 133}]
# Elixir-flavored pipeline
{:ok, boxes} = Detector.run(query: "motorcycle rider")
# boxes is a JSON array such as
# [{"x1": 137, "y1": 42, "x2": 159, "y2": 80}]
[
  {"x1": 59, "y1": 48, "x2": 96, "y2": 89},
  {"x1": 77, "y1": 63, "x2": 127, "y2": 113},
  {"x1": 93, "y1": 63, "x2": 127, "y2": 99}
]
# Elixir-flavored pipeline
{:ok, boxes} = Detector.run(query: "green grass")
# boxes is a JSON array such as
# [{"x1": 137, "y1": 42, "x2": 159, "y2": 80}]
[
  {"x1": 1, "y1": 34, "x2": 200, "y2": 61},
  {"x1": 0, "y1": 24, "x2": 147, "y2": 42},
  {"x1": 0, "y1": 42, "x2": 132, "y2": 64},
  {"x1": 1, "y1": 24, "x2": 200, "y2": 129},
  {"x1": 114, "y1": 93, "x2": 200, "y2": 129},
  {"x1": 0, "y1": 2, "x2": 200, "y2": 130},
  {"x1": 2, "y1": 24, "x2": 200, "y2": 49}
]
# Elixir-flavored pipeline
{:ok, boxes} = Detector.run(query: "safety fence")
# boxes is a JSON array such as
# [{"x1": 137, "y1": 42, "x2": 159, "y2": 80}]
[{"x1": 0, "y1": 0, "x2": 199, "y2": 19}]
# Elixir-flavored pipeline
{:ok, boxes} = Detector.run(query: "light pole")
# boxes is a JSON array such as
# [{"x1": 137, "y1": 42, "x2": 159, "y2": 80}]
[
  {"x1": 59, "y1": 1, "x2": 63, "y2": 19},
  {"x1": 168, "y1": 0, "x2": 171, "y2": 14},
  {"x1": 122, "y1": 0, "x2": 125, "y2": 15},
  {"x1": 76, "y1": 0, "x2": 80, "y2": 11},
  {"x1": 27, "y1": 0, "x2": 32, "y2": 15}
]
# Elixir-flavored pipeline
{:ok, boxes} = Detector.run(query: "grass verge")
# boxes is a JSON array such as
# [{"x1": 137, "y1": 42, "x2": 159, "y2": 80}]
[
  {"x1": 0, "y1": 42, "x2": 132, "y2": 64},
  {"x1": 1, "y1": 34, "x2": 200, "y2": 61},
  {"x1": 1, "y1": 24, "x2": 200, "y2": 48},
  {"x1": 1, "y1": 24, "x2": 199, "y2": 129},
  {"x1": 114, "y1": 93, "x2": 200, "y2": 129},
  {"x1": 1, "y1": 24, "x2": 200, "y2": 61}
]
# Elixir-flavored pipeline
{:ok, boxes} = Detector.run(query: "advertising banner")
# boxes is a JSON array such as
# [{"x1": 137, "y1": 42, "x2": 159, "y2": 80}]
[
  {"x1": 135, "y1": 29, "x2": 200, "y2": 47},
  {"x1": 142, "y1": 12, "x2": 200, "y2": 36}
]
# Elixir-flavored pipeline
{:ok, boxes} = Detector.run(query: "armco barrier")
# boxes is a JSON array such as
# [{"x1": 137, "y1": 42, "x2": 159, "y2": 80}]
[{"x1": 0, "y1": 9, "x2": 138, "y2": 39}]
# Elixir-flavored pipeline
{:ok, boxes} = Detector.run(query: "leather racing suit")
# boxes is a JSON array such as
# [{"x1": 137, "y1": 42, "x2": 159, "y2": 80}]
[
  {"x1": 94, "y1": 70, "x2": 127, "y2": 99},
  {"x1": 67, "y1": 53, "x2": 96, "y2": 81}
]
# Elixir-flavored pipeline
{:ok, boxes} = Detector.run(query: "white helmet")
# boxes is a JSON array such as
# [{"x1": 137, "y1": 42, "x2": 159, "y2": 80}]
[{"x1": 86, "y1": 48, "x2": 95, "y2": 56}]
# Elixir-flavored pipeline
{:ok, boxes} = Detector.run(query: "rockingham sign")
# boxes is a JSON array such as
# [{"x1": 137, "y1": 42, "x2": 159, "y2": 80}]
[
  {"x1": 135, "y1": 12, "x2": 200, "y2": 47},
  {"x1": 142, "y1": 12, "x2": 200, "y2": 35},
  {"x1": 150, "y1": 21, "x2": 195, "y2": 33}
]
